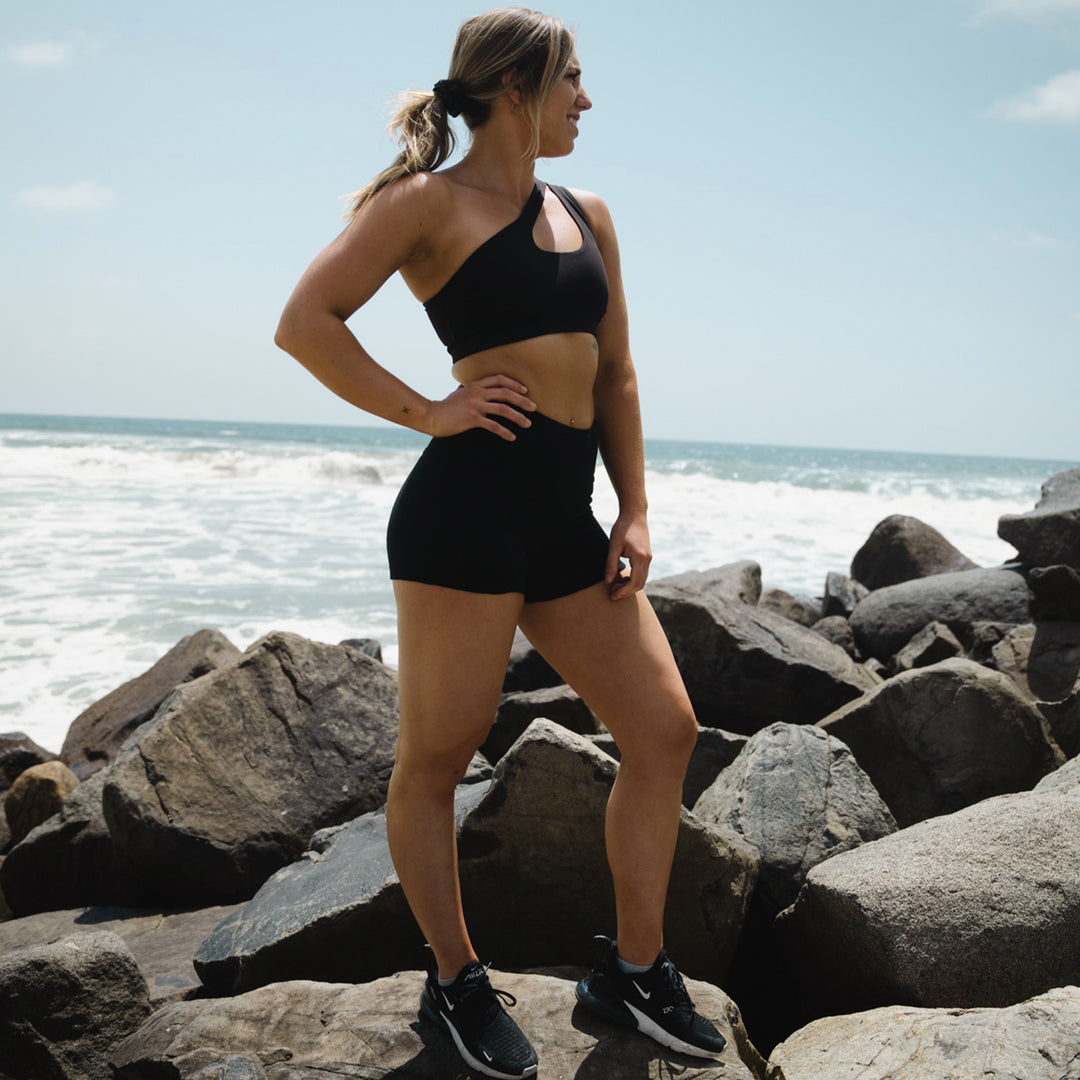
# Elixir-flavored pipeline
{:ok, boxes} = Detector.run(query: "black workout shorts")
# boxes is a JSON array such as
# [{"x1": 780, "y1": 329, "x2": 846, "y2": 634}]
[{"x1": 387, "y1": 411, "x2": 612, "y2": 602}]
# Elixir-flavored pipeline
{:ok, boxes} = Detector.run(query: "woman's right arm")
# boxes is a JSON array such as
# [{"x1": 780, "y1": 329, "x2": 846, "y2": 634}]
[{"x1": 274, "y1": 174, "x2": 533, "y2": 440}]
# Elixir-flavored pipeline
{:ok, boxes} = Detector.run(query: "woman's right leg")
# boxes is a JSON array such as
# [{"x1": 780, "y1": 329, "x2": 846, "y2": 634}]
[{"x1": 387, "y1": 580, "x2": 523, "y2": 980}]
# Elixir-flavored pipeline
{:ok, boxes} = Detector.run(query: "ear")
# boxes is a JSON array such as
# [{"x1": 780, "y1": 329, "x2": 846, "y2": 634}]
[{"x1": 500, "y1": 68, "x2": 521, "y2": 106}]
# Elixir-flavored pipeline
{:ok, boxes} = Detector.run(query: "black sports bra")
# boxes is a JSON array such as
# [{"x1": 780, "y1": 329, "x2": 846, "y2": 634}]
[{"x1": 423, "y1": 181, "x2": 609, "y2": 363}]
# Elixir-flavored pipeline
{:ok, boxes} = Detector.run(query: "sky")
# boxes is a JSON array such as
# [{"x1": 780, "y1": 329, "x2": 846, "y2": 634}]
[{"x1": 3, "y1": 0, "x2": 1079, "y2": 460}]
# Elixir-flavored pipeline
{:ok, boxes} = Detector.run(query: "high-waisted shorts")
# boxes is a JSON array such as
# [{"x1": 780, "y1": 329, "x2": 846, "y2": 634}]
[{"x1": 387, "y1": 411, "x2": 611, "y2": 602}]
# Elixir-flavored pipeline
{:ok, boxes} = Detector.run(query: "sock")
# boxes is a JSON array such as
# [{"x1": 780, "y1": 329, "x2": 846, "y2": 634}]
[
  {"x1": 615, "y1": 947, "x2": 654, "y2": 975},
  {"x1": 438, "y1": 974, "x2": 455, "y2": 987}
]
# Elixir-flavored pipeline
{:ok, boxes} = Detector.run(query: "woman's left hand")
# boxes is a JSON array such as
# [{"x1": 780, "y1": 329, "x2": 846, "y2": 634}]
[{"x1": 605, "y1": 508, "x2": 652, "y2": 599}]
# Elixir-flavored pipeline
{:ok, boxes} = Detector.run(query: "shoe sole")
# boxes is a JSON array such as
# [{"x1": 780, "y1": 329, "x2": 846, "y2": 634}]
[
  {"x1": 575, "y1": 977, "x2": 726, "y2": 1061},
  {"x1": 420, "y1": 987, "x2": 539, "y2": 1080}
]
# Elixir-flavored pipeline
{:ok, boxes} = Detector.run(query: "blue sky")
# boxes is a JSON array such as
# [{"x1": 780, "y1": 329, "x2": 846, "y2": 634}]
[{"x1": 3, "y1": 0, "x2": 1079, "y2": 459}]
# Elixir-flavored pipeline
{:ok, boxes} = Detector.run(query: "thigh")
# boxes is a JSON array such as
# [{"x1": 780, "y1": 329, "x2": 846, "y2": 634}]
[
  {"x1": 394, "y1": 580, "x2": 524, "y2": 771},
  {"x1": 518, "y1": 584, "x2": 694, "y2": 757}
]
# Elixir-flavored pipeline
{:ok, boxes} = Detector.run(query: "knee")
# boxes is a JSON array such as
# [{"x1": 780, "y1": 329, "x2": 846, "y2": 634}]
[
  {"x1": 621, "y1": 699, "x2": 698, "y2": 773},
  {"x1": 389, "y1": 750, "x2": 472, "y2": 803}
]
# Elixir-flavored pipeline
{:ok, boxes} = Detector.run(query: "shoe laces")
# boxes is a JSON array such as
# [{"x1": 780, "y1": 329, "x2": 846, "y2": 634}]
[
  {"x1": 457, "y1": 962, "x2": 518, "y2": 1018},
  {"x1": 653, "y1": 954, "x2": 694, "y2": 1016}
]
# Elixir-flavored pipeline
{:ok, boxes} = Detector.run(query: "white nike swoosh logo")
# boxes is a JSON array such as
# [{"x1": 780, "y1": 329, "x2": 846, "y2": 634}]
[{"x1": 632, "y1": 980, "x2": 651, "y2": 1000}]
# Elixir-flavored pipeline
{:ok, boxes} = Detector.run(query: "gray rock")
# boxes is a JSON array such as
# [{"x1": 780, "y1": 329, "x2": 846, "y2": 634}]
[
  {"x1": 694, "y1": 723, "x2": 895, "y2": 916},
  {"x1": 0, "y1": 903, "x2": 244, "y2": 1006},
  {"x1": 849, "y1": 566, "x2": 1030, "y2": 661},
  {"x1": 851, "y1": 514, "x2": 979, "y2": 590},
  {"x1": 0, "y1": 770, "x2": 158, "y2": 915},
  {"x1": 966, "y1": 619, "x2": 1020, "y2": 664},
  {"x1": 779, "y1": 786, "x2": 1080, "y2": 1011},
  {"x1": 757, "y1": 588, "x2": 820, "y2": 627},
  {"x1": 482, "y1": 683, "x2": 604, "y2": 763},
  {"x1": 337, "y1": 636, "x2": 382, "y2": 662},
  {"x1": 195, "y1": 720, "x2": 759, "y2": 995},
  {"x1": 888, "y1": 619, "x2": 962, "y2": 675},
  {"x1": 502, "y1": 630, "x2": 561, "y2": 692},
  {"x1": 809, "y1": 616, "x2": 858, "y2": 659},
  {"x1": 1035, "y1": 753, "x2": 1080, "y2": 793},
  {"x1": 1038, "y1": 686, "x2": 1080, "y2": 759},
  {"x1": 822, "y1": 572, "x2": 868, "y2": 619},
  {"x1": 102, "y1": 631, "x2": 399, "y2": 905},
  {"x1": 111, "y1": 969, "x2": 765, "y2": 1080},
  {"x1": 648, "y1": 560, "x2": 763, "y2": 606},
  {"x1": 462, "y1": 750, "x2": 494, "y2": 784},
  {"x1": 3, "y1": 759, "x2": 79, "y2": 847},
  {"x1": 1028, "y1": 564, "x2": 1080, "y2": 621},
  {"x1": 765, "y1": 986, "x2": 1080, "y2": 1080},
  {"x1": 818, "y1": 658, "x2": 1062, "y2": 827},
  {"x1": 61, "y1": 629, "x2": 239, "y2": 780},
  {"x1": 648, "y1": 586, "x2": 876, "y2": 734},
  {"x1": 998, "y1": 467, "x2": 1080, "y2": 569},
  {"x1": 0, "y1": 732, "x2": 57, "y2": 854},
  {"x1": 0, "y1": 929, "x2": 151, "y2": 1080},
  {"x1": 991, "y1": 622, "x2": 1080, "y2": 702}
]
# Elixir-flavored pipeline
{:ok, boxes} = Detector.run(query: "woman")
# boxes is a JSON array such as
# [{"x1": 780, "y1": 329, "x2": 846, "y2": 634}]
[{"x1": 275, "y1": 8, "x2": 726, "y2": 1077}]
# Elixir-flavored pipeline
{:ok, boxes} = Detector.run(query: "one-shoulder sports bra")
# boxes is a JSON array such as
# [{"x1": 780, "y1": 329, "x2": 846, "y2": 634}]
[{"x1": 423, "y1": 181, "x2": 609, "y2": 364}]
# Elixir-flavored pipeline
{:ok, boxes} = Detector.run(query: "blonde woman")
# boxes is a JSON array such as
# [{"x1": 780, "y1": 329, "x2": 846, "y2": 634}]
[{"x1": 275, "y1": 8, "x2": 726, "y2": 1077}]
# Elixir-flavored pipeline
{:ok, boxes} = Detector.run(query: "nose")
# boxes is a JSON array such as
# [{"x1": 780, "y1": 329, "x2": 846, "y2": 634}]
[{"x1": 578, "y1": 85, "x2": 592, "y2": 111}]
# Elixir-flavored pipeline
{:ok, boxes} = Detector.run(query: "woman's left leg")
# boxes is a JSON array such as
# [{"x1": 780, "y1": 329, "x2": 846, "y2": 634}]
[{"x1": 517, "y1": 583, "x2": 697, "y2": 964}]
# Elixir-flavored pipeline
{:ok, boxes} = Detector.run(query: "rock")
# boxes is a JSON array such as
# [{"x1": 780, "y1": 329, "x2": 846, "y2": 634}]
[
  {"x1": 462, "y1": 750, "x2": 494, "y2": 784},
  {"x1": 765, "y1": 986, "x2": 1080, "y2": 1080},
  {"x1": 757, "y1": 589, "x2": 820, "y2": 627},
  {"x1": 694, "y1": 723, "x2": 896, "y2": 917},
  {"x1": 194, "y1": 720, "x2": 759, "y2": 995},
  {"x1": 779, "y1": 785, "x2": 1080, "y2": 1014},
  {"x1": 1038, "y1": 686, "x2": 1080, "y2": 760},
  {"x1": 849, "y1": 566, "x2": 1030, "y2": 661},
  {"x1": 851, "y1": 514, "x2": 979, "y2": 590},
  {"x1": 648, "y1": 560, "x2": 763, "y2": 606},
  {"x1": 0, "y1": 770, "x2": 160, "y2": 915},
  {"x1": 3, "y1": 759, "x2": 79, "y2": 847},
  {"x1": 60, "y1": 629, "x2": 240, "y2": 780},
  {"x1": 991, "y1": 622, "x2": 1080, "y2": 702},
  {"x1": 809, "y1": 616, "x2": 858, "y2": 659},
  {"x1": 998, "y1": 467, "x2": 1080, "y2": 569},
  {"x1": 1035, "y1": 752, "x2": 1080, "y2": 792},
  {"x1": 1028, "y1": 564, "x2": 1080, "y2": 621},
  {"x1": 337, "y1": 636, "x2": 383, "y2": 662},
  {"x1": 0, "y1": 732, "x2": 57, "y2": 853},
  {"x1": 966, "y1": 618, "x2": 1019, "y2": 664},
  {"x1": 818, "y1": 658, "x2": 1061, "y2": 827},
  {"x1": 0, "y1": 903, "x2": 244, "y2": 1006},
  {"x1": 648, "y1": 586, "x2": 876, "y2": 734},
  {"x1": 821, "y1": 572, "x2": 868, "y2": 619},
  {"x1": 502, "y1": 630, "x2": 561, "y2": 692},
  {"x1": 0, "y1": 929, "x2": 151, "y2": 1080},
  {"x1": 101, "y1": 631, "x2": 399, "y2": 906},
  {"x1": 888, "y1": 620, "x2": 962, "y2": 675},
  {"x1": 482, "y1": 684, "x2": 604, "y2": 763},
  {"x1": 111, "y1": 969, "x2": 765, "y2": 1080}
]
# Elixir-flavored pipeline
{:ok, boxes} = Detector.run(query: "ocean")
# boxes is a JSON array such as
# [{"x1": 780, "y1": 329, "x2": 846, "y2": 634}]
[{"x1": 2, "y1": 412, "x2": 1074, "y2": 756}]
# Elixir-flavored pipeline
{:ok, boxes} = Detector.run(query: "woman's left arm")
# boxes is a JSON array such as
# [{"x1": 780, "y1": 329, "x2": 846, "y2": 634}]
[{"x1": 576, "y1": 190, "x2": 651, "y2": 599}]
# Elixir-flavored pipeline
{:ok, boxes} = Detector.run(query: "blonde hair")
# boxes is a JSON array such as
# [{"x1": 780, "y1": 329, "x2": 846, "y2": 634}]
[{"x1": 344, "y1": 7, "x2": 575, "y2": 218}]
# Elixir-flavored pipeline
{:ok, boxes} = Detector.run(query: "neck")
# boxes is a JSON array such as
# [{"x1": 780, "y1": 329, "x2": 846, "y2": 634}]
[{"x1": 449, "y1": 104, "x2": 537, "y2": 202}]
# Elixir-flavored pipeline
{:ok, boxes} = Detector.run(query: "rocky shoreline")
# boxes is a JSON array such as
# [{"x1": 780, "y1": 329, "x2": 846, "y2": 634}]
[{"x1": 2, "y1": 467, "x2": 1079, "y2": 1080}]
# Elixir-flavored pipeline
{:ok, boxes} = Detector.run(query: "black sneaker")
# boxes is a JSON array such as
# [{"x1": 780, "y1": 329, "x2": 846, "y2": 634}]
[
  {"x1": 575, "y1": 935, "x2": 727, "y2": 1059},
  {"x1": 420, "y1": 953, "x2": 538, "y2": 1079}
]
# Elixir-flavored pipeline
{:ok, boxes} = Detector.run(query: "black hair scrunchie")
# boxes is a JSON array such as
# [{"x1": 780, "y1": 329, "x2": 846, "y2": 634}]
[{"x1": 433, "y1": 78, "x2": 468, "y2": 118}]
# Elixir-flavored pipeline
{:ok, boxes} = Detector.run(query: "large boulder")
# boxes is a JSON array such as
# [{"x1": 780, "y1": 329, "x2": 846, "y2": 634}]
[
  {"x1": 821, "y1": 572, "x2": 867, "y2": 619},
  {"x1": 111, "y1": 969, "x2": 765, "y2": 1080},
  {"x1": 998, "y1": 467, "x2": 1080, "y2": 569},
  {"x1": 1029, "y1": 564, "x2": 1080, "y2": 621},
  {"x1": 101, "y1": 632, "x2": 399, "y2": 905},
  {"x1": 61, "y1": 629, "x2": 240, "y2": 780},
  {"x1": 990, "y1": 622, "x2": 1080, "y2": 702},
  {"x1": 482, "y1": 683, "x2": 603, "y2": 763},
  {"x1": 3, "y1": 759, "x2": 79, "y2": 847},
  {"x1": 1038, "y1": 685, "x2": 1080, "y2": 759},
  {"x1": 809, "y1": 615, "x2": 858, "y2": 659},
  {"x1": 694, "y1": 723, "x2": 895, "y2": 917},
  {"x1": 757, "y1": 589, "x2": 820, "y2": 627},
  {"x1": 647, "y1": 586, "x2": 876, "y2": 734},
  {"x1": 0, "y1": 732, "x2": 57, "y2": 853},
  {"x1": 848, "y1": 566, "x2": 1030, "y2": 661},
  {"x1": 649, "y1": 561, "x2": 763, "y2": 606},
  {"x1": 778, "y1": 785, "x2": 1080, "y2": 1013},
  {"x1": 194, "y1": 720, "x2": 759, "y2": 995},
  {"x1": 851, "y1": 514, "x2": 979, "y2": 590},
  {"x1": 502, "y1": 630, "x2": 561, "y2": 692},
  {"x1": 818, "y1": 658, "x2": 1061, "y2": 827},
  {"x1": 0, "y1": 903, "x2": 243, "y2": 1006},
  {"x1": 765, "y1": 986, "x2": 1080, "y2": 1080},
  {"x1": 0, "y1": 929, "x2": 152, "y2": 1080}
]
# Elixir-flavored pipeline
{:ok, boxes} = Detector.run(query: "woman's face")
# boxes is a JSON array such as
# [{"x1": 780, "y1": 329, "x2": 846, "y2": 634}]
[{"x1": 537, "y1": 55, "x2": 592, "y2": 158}]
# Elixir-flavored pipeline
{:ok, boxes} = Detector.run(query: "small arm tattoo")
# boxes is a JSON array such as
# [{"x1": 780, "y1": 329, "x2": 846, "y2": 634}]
[{"x1": 401, "y1": 405, "x2": 410, "y2": 415}]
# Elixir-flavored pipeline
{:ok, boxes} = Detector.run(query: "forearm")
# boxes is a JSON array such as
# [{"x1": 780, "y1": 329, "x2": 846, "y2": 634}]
[
  {"x1": 594, "y1": 366, "x2": 648, "y2": 514},
  {"x1": 275, "y1": 310, "x2": 437, "y2": 435}
]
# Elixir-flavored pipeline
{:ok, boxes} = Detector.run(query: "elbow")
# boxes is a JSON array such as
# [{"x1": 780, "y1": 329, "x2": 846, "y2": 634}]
[{"x1": 274, "y1": 308, "x2": 303, "y2": 356}]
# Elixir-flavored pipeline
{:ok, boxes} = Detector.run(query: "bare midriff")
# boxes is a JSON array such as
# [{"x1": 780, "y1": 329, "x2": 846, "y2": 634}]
[{"x1": 452, "y1": 332, "x2": 599, "y2": 429}]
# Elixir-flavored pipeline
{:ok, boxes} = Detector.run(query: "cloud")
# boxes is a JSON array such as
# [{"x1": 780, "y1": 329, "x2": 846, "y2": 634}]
[
  {"x1": 993, "y1": 226, "x2": 1076, "y2": 248},
  {"x1": 968, "y1": 0, "x2": 1080, "y2": 19},
  {"x1": 4, "y1": 41, "x2": 76, "y2": 68},
  {"x1": 14, "y1": 181, "x2": 118, "y2": 212},
  {"x1": 989, "y1": 69, "x2": 1080, "y2": 123}
]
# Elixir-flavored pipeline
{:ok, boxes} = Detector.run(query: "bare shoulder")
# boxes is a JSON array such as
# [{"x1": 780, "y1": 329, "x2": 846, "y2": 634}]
[
  {"x1": 354, "y1": 170, "x2": 454, "y2": 230},
  {"x1": 565, "y1": 187, "x2": 616, "y2": 239}
]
